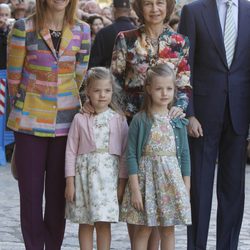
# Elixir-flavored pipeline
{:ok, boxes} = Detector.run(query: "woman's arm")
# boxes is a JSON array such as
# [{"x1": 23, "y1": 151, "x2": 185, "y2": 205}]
[
  {"x1": 175, "y1": 35, "x2": 192, "y2": 111},
  {"x1": 111, "y1": 32, "x2": 127, "y2": 89},
  {"x1": 75, "y1": 23, "x2": 91, "y2": 90},
  {"x1": 7, "y1": 19, "x2": 26, "y2": 105},
  {"x1": 178, "y1": 5, "x2": 196, "y2": 117}
]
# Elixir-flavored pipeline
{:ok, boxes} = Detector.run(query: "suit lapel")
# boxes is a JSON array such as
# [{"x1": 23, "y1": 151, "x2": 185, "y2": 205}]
[
  {"x1": 40, "y1": 28, "x2": 57, "y2": 59},
  {"x1": 202, "y1": 0, "x2": 228, "y2": 67},
  {"x1": 232, "y1": 0, "x2": 250, "y2": 67},
  {"x1": 58, "y1": 24, "x2": 73, "y2": 58}
]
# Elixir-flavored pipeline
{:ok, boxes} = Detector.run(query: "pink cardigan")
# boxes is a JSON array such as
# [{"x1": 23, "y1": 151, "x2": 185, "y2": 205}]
[{"x1": 65, "y1": 112, "x2": 128, "y2": 178}]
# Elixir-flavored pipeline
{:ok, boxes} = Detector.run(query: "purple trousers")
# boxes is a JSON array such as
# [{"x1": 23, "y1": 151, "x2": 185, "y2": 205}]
[{"x1": 14, "y1": 132, "x2": 67, "y2": 250}]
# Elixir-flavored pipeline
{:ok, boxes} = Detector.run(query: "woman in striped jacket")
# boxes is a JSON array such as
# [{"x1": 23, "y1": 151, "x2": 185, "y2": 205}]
[{"x1": 7, "y1": 0, "x2": 91, "y2": 248}]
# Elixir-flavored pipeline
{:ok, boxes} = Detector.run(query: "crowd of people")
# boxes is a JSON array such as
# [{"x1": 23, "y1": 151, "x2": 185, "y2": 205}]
[
  {"x1": 0, "y1": 0, "x2": 183, "y2": 68},
  {"x1": 2, "y1": 0, "x2": 250, "y2": 249}
]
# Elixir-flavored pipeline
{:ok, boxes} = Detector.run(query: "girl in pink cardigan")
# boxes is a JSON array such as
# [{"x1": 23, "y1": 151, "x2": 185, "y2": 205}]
[{"x1": 64, "y1": 67, "x2": 128, "y2": 250}]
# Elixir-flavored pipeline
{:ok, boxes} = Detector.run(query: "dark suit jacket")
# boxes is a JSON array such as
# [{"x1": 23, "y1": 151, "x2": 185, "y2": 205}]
[
  {"x1": 179, "y1": 0, "x2": 250, "y2": 135},
  {"x1": 88, "y1": 16, "x2": 135, "y2": 68}
]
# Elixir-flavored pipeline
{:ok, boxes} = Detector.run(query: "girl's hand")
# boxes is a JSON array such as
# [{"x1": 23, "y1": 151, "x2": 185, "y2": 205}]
[
  {"x1": 117, "y1": 178, "x2": 128, "y2": 204},
  {"x1": 169, "y1": 106, "x2": 185, "y2": 119},
  {"x1": 80, "y1": 100, "x2": 95, "y2": 114},
  {"x1": 183, "y1": 176, "x2": 191, "y2": 196},
  {"x1": 129, "y1": 174, "x2": 144, "y2": 211},
  {"x1": 65, "y1": 177, "x2": 75, "y2": 203},
  {"x1": 131, "y1": 189, "x2": 144, "y2": 212}
]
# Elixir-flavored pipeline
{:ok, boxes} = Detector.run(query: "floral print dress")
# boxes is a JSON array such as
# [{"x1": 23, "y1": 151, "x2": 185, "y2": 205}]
[
  {"x1": 65, "y1": 108, "x2": 120, "y2": 224},
  {"x1": 120, "y1": 113, "x2": 191, "y2": 226}
]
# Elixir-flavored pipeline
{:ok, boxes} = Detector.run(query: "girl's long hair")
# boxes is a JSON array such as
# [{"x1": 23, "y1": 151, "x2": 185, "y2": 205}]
[
  {"x1": 84, "y1": 67, "x2": 124, "y2": 115},
  {"x1": 141, "y1": 64, "x2": 177, "y2": 119}
]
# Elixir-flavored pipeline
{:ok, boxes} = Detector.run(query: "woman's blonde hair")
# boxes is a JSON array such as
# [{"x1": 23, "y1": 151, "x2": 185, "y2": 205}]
[
  {"x1": 34, "y1": 0, "x2": 78, "y2": 31},
  {"x1": 132, "y1": 0, "x2": 175, "y2": 24},
  {"x1": 142, "y1": 64, "x2": 177, "y2": 119},
  {"x1": 84, "y1": 67, "x2": 124, "y2": 115}
]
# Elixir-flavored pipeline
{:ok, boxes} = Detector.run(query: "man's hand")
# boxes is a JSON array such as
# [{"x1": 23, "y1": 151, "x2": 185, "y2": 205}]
[{"x1": 188, "y1": 116, "x2": 203, "y2": 138}]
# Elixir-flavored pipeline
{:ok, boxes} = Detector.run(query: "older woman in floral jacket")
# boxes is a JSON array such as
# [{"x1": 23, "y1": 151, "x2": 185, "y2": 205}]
[
  {"x1": 111, "y1": 0, "x2": 191, "y2": 122},
  {"x1": 111, "y1": 0, "x2": 192, "y2": 249}
]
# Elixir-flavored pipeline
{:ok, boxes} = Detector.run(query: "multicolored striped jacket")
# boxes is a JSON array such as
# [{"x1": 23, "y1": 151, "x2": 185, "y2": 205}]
[{"x1": 7, "y1": 17, "x2": 91, "y2": 137}]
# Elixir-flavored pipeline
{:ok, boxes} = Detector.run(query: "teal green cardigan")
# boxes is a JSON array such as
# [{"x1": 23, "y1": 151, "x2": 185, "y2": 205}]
[{"x1": 126, "y1": 112, "x2": 191, "y2": 176}]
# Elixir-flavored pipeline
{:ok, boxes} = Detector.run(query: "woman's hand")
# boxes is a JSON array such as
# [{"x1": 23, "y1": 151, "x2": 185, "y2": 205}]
[
  {"x1": 169, "y1": 106, "x2": 185, "y2": 119},
  {"x1": 65, "y1": 177, "x2": 75, "y2": 203},
  {"x1": 80, "y1": 100, "x2": 95, "y2": 114}
]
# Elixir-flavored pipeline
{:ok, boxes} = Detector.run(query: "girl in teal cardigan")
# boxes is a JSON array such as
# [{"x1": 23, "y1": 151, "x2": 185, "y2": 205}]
[{"x1": 120, "y1": 64, "x2": 191, "y2": 250}]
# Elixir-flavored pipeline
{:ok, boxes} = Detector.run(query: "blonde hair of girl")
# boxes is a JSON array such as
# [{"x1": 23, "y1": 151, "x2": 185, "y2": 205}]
[
  {"x1": 84, "y1": 67, "x2": 124, "y2": 115},
  {"x1": 142, "y1": 63, "x2": 177, "y2": 119}
]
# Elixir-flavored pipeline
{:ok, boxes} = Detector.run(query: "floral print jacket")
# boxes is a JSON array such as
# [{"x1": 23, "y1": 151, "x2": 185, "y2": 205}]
[{"x1": 111, "y1": 25, "x2": 192, "y2": 118}]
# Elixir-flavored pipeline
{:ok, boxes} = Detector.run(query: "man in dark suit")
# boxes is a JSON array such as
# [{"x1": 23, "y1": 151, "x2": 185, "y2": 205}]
[
  {"x1": 88, "y1": 0, "x2": 135, "y2": 68},
  {"x1": 179, "y1": 0, "x2": 250, "y2": 249}
]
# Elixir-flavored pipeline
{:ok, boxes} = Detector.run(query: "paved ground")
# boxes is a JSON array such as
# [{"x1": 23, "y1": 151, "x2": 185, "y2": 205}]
[{"x1": 0, "y1": 164, "x2": 250, "y2": 250}]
